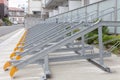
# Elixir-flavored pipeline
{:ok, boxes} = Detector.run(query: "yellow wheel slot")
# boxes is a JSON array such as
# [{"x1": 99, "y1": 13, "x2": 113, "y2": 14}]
[
  {"x1": 3, "y1": 61, "x2": 11, "y2": 71},
  {"x1": 19, "y1": 48, "x2": 24, "y2": 52},
  {"x1": 10, "y1": 52, "x2": 16, "y2": 59},
  {"x1": 16, "y1": 55, "x2": 22, "y2": 60},
  {"x1": 10, "y1": 66, "x2": 18, "y2": 78},
  {"x1": 14, "y1": 47, "x2": 18, "y2": 51}
]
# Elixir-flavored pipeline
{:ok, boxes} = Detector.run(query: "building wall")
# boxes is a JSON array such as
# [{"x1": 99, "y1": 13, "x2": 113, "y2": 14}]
[
  {"x1": 0, "y1": 0, "x2": 8, "y2": 19},
  {"x1": 9, "y1": 17, "x2": 24, "y2": 24},
  {"x1": 9, "y1": 10, "x2": 25, "y2": 24},
  {"x1": 68, "y1": 0, "x2": 82, "y2": 10},
  {"x1": 40, "y1": 0, "x2": 104, "y2": 18},
  {"x1": 58, "y1": 6, "x2": 69, "y2": 14},
  {"x1": 28, "y1": 0, "x2": 42, "y2": 15},
  {"x1": 89, "y1": 0, "x2": 102, "y2": 4},
  {"x1": 0, "y1": 4, "x2": 4, "y2": 18}
]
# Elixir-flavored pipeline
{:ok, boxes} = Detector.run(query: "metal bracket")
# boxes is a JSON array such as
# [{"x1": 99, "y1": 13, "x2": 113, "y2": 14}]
[
  {"x1": 42, "y1": 55, "x2": 51, "y2": 79},
  {"x1": 40, "y1": 75, "x2": 47, "y2": 80},
  {"x1": 87, "y1": 59, "x2": 111, "y2": 72}
]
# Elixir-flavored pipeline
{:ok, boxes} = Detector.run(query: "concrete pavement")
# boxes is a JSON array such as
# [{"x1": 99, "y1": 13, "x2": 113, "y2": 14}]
[
  {"x1": 0, "y1": 28, "x2": 120, "y2": 80},
  {"x1": 48, "y1": 55, "x2": 120, "y2": 80},
  {"x1": 0, "y1": 28, "x2": 25, "y2": 80},
  {"x1": 0, "y1": 24, "x2": 24, "y2": 37}
]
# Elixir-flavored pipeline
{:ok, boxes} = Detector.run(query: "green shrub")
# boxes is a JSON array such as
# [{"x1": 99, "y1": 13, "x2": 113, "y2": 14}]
[
  {"x1": 73, "y1": 28, "x2": 80, "y2": 34},
  {"x1": 102, "y1": 35, "x2": 120, "y2": 54},
  {"x1": 2, "y1": 18, "x2": 12, "y2": 26},
  {"x1": 85, "y1": 26, "x2": 109, "y2": 44},
  {"x1": 103, "y1": 35, "x2": 117, "y2": 48},
  {"x1": 66, "y1": 26, "x2": 80, "y2": 37},
  {"x1": 112, "y1": 48, "x2": 120, "y2": 54},
  {"x1": 0, "y1": 19, "x2": 3, "y2": 26}
]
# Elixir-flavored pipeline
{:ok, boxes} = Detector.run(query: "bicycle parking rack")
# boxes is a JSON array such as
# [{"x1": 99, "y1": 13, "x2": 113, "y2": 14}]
[
  {"x1": 3, "y1": 0, "x2": 120, "y2": 79},
  {"x1": 4, "y1": 20, "x2": 120, "y2": 79}
]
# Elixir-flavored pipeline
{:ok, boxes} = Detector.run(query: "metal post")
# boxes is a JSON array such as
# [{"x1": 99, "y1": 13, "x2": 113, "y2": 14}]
[
  {"x1": 81, "y1": 34, "x2": 85, "y2": 55},
  {"x1": 56, "y1": 18, "x2": 58, "y2": 23},
  {"x1": 114, "y1": 0, "x2": 118, "y2": 34},
  {"x1": 98, "y1": 26, "x2": 104, "y2": 65},
  {"x1": 28, "y1": 0, "x2": 30, "y2": 14},
  {"x1": 71, "y1": 12, "x2": 72, "y2": 22},
  {"x1": 97, "y1": 2, "x2": 99, "y2": 18},
  {"x1": 77, "y1": 10, "x2": 79, "y2": 22},
  {"x1": 85, "y1": 6, "x2": 87, "y2": 22},
  {"x1": 24, "y1": 16, "x2": 26, "y2": 28},
  {"x1": 43, "y1": 54, "x2": 51, "y2": 78}
]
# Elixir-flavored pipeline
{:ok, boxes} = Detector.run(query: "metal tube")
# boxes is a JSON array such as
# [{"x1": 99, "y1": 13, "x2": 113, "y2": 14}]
[
  {"x1": 114, "y1": 0, "x2": 118, "y2": 34},
  {"x1": 98, "y1": 26, "x2": 104, "y2": 65}
]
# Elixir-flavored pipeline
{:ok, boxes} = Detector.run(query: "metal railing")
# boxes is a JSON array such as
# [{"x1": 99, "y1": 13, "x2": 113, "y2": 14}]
[
  {"x1": 46, "y1": 0, "x2": 119, "y2": 23},
  {"x1": 108, "y1": 41, "x2": 120, "y2": 52}
]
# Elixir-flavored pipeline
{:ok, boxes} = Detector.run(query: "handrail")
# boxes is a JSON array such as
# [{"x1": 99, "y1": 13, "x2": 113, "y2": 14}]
[
  {"x1": 65, "y1": 8, "x2": 118, "y2": 24},
  {"x1": 71, "y1": 8, "x2": 119, "y2": 22},
  {"x1": 46, "y1": 7, "x2": 116, "y2": 23},
  {"x1": 98, "y1": 8, "x2": 120, "y2": 19},
  {"x1": 85, "y1": 7, "x2": 114, "y2": 18},
  {"x1": 85, "y1": 35, "x2": 98, "y2": 41},
  {"x1": 104, "y1": 38, "x2": 120, "y2": 44},
  {"x1": 46, "y1": 7, "x2": 115, "y2": 23},
  {"x1": 108, "y1": 41, "x2": 120, "y2": 52},
  {"x1": 47, "y1": 0, "x2": 108, "y2": 19}
]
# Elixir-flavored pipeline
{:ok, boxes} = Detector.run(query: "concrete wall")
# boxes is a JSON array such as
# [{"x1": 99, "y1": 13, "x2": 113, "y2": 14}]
[
  {"x1": 58, "y1": 6, "x2": 69, "y2": 14},
  {"x1": 49, "y1": 11, "x2": 53, "y2": 17},
  {"x1": 49, "y1": 9, "x2": 60, "y2": 17},
  {"x1": 28, "y1": 0, "x2": 42, "y2": 14},
  {"x1": 53, "y1": 10, "x2": 59, "y2": 16},
  {"x1": 89, "y1": 0, "x2": 102, "y2": 4},
  {"x1": 68, "y1": 0, "x2": 82, "y2": 10},
  {"x1": 48, "y1": 6, "x2": 69, "y2": 17}
]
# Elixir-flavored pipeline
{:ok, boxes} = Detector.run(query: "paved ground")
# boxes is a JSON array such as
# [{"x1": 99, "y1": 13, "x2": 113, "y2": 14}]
[
  {"x1": 0, "y1": 24, "x2": 24, "y2": 44},
  {"x1": 0, "y1": 24, "x2": 24, "y2": 37},
  {"x1": 0, "y1": 28, "x2": 120, "y2": 80},
  {"x1": 0, "y1": 28, "x2": 25, "y2": 80}
]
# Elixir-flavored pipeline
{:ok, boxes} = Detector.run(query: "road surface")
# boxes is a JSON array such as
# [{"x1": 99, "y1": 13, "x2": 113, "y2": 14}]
[{"x1": 0, "y1": 24, "x2": 24, "y2": 37}]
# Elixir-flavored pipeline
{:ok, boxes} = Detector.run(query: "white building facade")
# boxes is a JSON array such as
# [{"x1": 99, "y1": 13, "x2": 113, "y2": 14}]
[
  {"x1": 41, "y1": 0, "x2": 103, "y2": 18},
  {"x1": 28, "y1": 0, "x2": 42, "y2": 15},
  {"x1": 27, "y1": 0, "x2": 103, "y2": 18},
  {"x1": 9, "y1": 7, "x2": 25, "y2": 24}
]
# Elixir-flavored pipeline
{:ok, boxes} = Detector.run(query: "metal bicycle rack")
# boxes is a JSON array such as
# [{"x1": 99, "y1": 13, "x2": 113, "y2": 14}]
[{"x1": 3, "y1": 0, "x2": 120, "y2": 80}]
